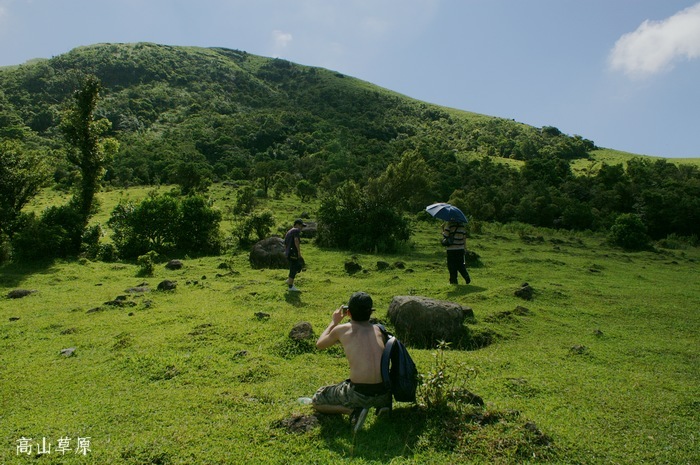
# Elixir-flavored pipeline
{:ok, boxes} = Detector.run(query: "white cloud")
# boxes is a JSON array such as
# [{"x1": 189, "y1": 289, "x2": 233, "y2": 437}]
[
  {"x1": 271, "y1": 30, "x2": 293, "y2": 57},
  {"x1": 609, "y1": 2, "x2": 700, "y2": 77}
]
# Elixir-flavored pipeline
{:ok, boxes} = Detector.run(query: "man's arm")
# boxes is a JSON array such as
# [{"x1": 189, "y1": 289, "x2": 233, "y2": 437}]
[
  {"x1": 294, "y1": 236, "x2": 301, "y2": 257},
  {"x1": 316, "y1": 306, "x2": 346, "y2": 350}
]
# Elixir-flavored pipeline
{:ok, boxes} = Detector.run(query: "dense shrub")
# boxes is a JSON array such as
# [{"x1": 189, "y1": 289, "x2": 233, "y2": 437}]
[
  {"x1": 317, "y1": 181, "x2": 410, "y2": 253},
  {"x1": 108, "y1": 193, "x2": 222, "y2": 258},
  {"x1": 609, "y1": 213, "x2": 651, "y2": 251},
  {"x1": 12, "y1": 204, "x2": 84, "y2": 260},
  {"x1": 232, "y1": 210, "x2": 275, "y2": 246}
]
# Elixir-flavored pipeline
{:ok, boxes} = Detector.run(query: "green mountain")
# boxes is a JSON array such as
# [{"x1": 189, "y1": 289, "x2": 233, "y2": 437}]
[
  {"x1": 0, "y1": 43, "x2": 592, "y2": 188},
  {"x1": 1, "y1": 42, "x2": 699, "y2": 241}
]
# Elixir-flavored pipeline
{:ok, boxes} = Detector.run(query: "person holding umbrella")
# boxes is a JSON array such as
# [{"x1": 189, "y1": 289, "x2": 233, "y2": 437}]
[{"x1": 426, "y1": 203, "x2": 471, "y2": 285}]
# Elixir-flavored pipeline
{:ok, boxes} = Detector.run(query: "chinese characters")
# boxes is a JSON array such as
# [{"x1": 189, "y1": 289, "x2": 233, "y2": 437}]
[{"x1": 16, "y1": 436, "x2": 91, "y2": 455}]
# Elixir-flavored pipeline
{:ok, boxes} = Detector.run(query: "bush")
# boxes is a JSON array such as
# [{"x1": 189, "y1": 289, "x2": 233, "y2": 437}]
[
  {"x1": 12, "y1": 204, "x2": 84, "y2": 260},
  {"x1": 609, "y1": 213, "x2": 651, "y2": 251},
  {"x1": 108, "y1": 193, "x2": 222, "y2": 258},
  {"x1": 97, "y1": 243, "x2": 118, "y2": 262},
  {"x1": 232, "y1": 210, "x2": 275, "y2": 246},
  {"x1": 316, "y1": 181, "x2": 410, "y2": 253},
  {"x1": 176, "y1": 196, "x2": 222, "y2": 255},
  {"x1": 137, "y1": 251, "x2": 158, "y2": 276},
  {"x1": 81, "y1": 224, "x2": 103, "y2": 259}
]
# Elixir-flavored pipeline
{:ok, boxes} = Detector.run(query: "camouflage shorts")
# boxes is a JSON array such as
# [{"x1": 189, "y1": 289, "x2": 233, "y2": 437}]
[{"x1": 312, "y1": 379, "x2": 391, "y2": 409}]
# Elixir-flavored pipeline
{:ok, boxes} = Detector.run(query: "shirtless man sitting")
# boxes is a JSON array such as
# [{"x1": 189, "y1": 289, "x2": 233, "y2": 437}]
[{"x1": 312, "y1": 292, "x2": 391, "y2": 423}]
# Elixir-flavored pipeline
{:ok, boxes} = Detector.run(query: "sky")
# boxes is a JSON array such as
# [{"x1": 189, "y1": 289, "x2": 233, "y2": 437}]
[{"x1": 1, "y1": 0, "x2": 698, "y2": 159}]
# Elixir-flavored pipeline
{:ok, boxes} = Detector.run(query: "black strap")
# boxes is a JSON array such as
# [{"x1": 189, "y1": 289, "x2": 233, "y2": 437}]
[{"x1": 380, "y1": 336, "x2": 396, "y2": 391}]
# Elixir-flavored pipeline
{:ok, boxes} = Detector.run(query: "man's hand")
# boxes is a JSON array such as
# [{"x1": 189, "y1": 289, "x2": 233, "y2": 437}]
[
  {"x1": 316, "y1": 306, "x2": 347, "y2": 350},
  {"x1": 331, "y1": 306, "x2": 346, "y2": 325}
]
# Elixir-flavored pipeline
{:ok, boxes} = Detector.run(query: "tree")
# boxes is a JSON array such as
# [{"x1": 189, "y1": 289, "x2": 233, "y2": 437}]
[
  {"x1": 366, "y1": 151, "x2": 434, "y2": 212},
  {"x1": 0, "y1": 140, "x2": 50, "y2": 238},
  {"x1": 609, "y1": 213, "x2": 651, "y2": 251},
  {"x1": 60, "y1": 75, "x2": 119, "y2": 221},
  {"x1": 295, "y1": 179, "x2": 317, "y2": 202},
  {"x1": 317, "y1": 181, "x2": 410, "y2": 253}
]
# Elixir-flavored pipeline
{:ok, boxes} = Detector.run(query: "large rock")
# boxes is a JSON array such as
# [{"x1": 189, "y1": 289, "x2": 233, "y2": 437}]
[
  {"x1": 301, "y1": 221, "x2": 317, "y2": 239},
  {"x1": 289, "y1": 322, "x2": 314, "y2": 341},
  {"x1": 249, "y1": 237, "x2": 287, "y2": 269},
  {"x1": 387, "y1": 296, "x2": 473, "y2": 347}
]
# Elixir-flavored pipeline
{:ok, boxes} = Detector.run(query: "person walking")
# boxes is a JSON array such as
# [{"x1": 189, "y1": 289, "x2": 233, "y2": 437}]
[
  {"x1": 284, "y1": 219, "x2": 306, "y2": 292},
  {"x1": 442, "y1": 220, "x2": 471, "y2": 285}
]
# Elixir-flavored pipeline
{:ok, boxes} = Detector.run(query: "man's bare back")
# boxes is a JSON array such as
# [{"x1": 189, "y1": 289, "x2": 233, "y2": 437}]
[
  {"x1": 313, "y1": 292, "x2": 392, "y2": 416},
  {"x1": 335, "y1": 321, "x2": 385, "y2": 384}
]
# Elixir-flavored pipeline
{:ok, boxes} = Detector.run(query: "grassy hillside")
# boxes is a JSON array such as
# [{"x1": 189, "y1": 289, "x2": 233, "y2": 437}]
[{"x1": 1, "y1": 186, "x2": 698, "y2": 464}]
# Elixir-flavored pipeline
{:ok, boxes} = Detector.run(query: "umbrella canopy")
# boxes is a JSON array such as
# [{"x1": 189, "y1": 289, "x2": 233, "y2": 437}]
[{"x1": 425, "y1": 203, "x2": 468, "y2": 223}]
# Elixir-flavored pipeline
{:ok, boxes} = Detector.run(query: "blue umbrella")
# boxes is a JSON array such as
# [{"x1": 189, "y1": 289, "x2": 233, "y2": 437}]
[{"x1": 425, "y1": 203, "x2": 468, "y2": 223}]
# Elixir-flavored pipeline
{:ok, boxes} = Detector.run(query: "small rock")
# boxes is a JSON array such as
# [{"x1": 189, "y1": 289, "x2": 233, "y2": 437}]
[
  {"x1": 125, "y1": 287, "x2": 149, "y2": 293},
  {"x1": 273, "y1": 414, "x2": 319, "y2": 434},
  {"x1": 569, "y1": 345, "x2": 588, "y2": 355},
  {"x1": 376, "y1": 261, "x2": 391, "y2": 271},
  {"x1": 255, "y1": 312, "x2": 271, "y2": 320},
  {"x1": 165, "y1": 259, "x2": 183, "y2": 270},
  {"x1": 60, "y1": 348, "x2": 76, "y2": 357},
  {"x1": 157, "y1": 280, "x2": 177, "y2": 291},
  {"x1": 514, "y1": 283, "x2": 534, "y2": 300},
  {"x1": 7, "y1": 289, "x2": 36, "y2": 299},
  {"x1": 344, "y1": 261, "x2": 362, "y2": 274}
]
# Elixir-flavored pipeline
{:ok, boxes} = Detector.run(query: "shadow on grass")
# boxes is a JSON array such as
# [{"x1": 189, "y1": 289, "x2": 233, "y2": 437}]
[
  {"x1": 447, "y1": 284, "x2": 486, "y2": 298},
  {"x1": 0, "y1": 258, "x2": 61, "y2": 290},
  {"x1": 317, "y1": 406, "x2": 427, "y2": 461},
  {"x1": 284, "y1": 291, "x2": 304, "y2": 307}
]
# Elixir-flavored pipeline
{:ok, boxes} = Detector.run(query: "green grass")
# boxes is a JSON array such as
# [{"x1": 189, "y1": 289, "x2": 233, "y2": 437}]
[{"x1": 1, "y1": 188, "x2": 699, "y2": 464}]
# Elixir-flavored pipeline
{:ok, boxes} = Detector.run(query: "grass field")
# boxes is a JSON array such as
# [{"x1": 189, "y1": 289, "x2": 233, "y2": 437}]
[{"x1": 1, "y1": 186, "x2": 698, "y2": 464}]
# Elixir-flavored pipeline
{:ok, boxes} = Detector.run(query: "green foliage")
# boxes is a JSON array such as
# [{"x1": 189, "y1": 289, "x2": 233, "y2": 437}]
[
  {"x1": 1, "y1": 41, "x2": 700, "y2": 256},
  {"x1": 80, "y1": 223, "x2": 103, "y2": 259},
  {"x1": 136, "y1": 250, "x2": 158, "y2": 276},
  {"x1": 232, "y1": 209, "x2": 276, "y2": 246},
  {"x1": 609, "y1": 213, "x2": 651, "y2": 250},
  {"x1": 295, "y1": 179, "x2": 317, "y2": 202},
  {"x1": 176, "y1": 195, "x2": 222, "y2": 255},
  {"x1": 366, "y1": 150, "x2": 435, "y2": 213},
  {"x1": 233, "y1": 185, "x2": 257, "y2": 215},
  {"x1": 317, "y1": 181, "x2": 410, "y2": 252},
  {"x1": 419, "y1": 341, "x2": 479, "y2": 412},
  {"x1": 11, "y1": 203, "x2": 84, "y2": 260},
  {"x1": 60, "y1": 74, "x2": 119, "y2": 219},
  {"x1": 0, "y1": 139, "x2": 51, "y2": 237},
  {"x1": 108, "y1": 193, "x2": 222, "y2": 258}
]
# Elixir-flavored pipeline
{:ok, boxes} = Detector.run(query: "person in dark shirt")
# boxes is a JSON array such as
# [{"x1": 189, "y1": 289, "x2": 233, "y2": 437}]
[{"x1": 284, "y1": 219, "x2": 306, "y2": 292}]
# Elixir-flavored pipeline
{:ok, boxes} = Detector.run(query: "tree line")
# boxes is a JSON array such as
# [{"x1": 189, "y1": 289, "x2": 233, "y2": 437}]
[{"x1": 1, "y1": 44, "x2": 699, "y2": 263}]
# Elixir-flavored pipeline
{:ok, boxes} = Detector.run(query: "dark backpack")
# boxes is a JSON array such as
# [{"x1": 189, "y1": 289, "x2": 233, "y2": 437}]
[{"x1": 377, "y1": 325, "x2": 418, "y2": 403}]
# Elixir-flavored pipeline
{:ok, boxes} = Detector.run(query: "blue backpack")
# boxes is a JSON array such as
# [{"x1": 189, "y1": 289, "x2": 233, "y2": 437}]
[{"x1": 377, "y1": 325, "x2": 418, "y2": 403}]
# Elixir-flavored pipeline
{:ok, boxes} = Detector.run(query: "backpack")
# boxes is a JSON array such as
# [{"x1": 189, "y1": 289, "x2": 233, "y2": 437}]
[{"x1": 377, "y1": 325, "x2": 418, "y2": 403}]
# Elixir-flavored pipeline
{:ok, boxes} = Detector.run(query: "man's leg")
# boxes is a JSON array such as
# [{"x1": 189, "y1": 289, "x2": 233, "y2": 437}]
[
  {"x1": 447, "y1": 251, "x2": 458, "y2": 284},
  {"x1": 312, "y1": 404, "x2": 353, "y2": 415}
]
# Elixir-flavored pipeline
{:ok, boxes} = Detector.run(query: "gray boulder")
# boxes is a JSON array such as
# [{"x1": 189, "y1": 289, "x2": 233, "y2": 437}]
[
  {"x1": 289, "y1": 322, "x2": 314, "y2": 341},
  {"x1": 388, "y1": 296, "x2": 474, "y2": 347},
  {"x1": 165, "y1": 259, "x2": 184, "y2": 270},
  {"x1": 249, "y1": 237, "x2": 288, "y2": 269}
]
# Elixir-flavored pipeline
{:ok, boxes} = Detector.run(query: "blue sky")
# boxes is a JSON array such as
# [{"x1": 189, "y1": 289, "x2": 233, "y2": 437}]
[{"x1": 1, "y1": 0, "x2": 698, "y2": 158}]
